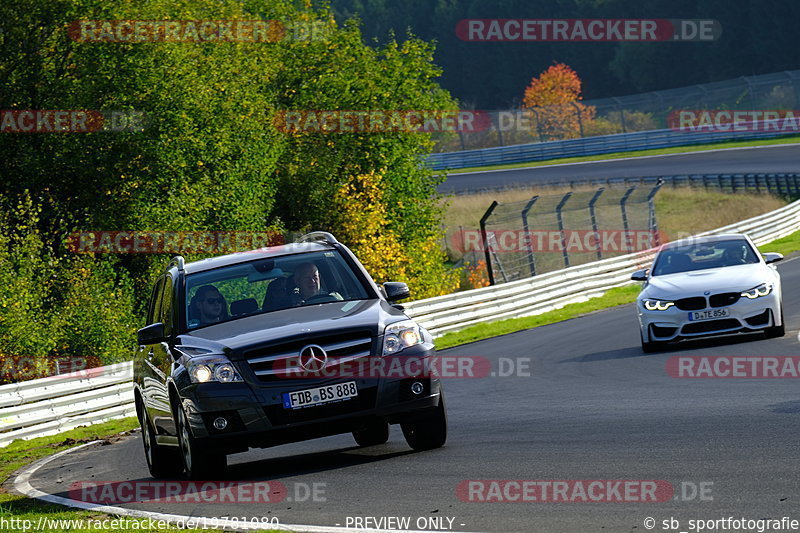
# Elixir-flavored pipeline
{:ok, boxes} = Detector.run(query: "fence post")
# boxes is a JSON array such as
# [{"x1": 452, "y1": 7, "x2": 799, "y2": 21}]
[
  {"x1": 521, "y1": 196, "x2": 539, "y2": 276},
  {"x1": 480, "y1": 201, "x2": 499, "y2": 286},
  {"x1": 620, "y1": 186, "x2": 636, "y2": 238},
  {"x1": 612, "y1": 97, "x2": 626, "y2": 132},
  {"x1": 588, "y1": 188, "x2": 604, "y2": 261},
  {"x1": 647, "y1": 181, "x2": 664, "y2": 247},
  {"x1": 570, "y1": 101, "x2": 585, "y2": 138},
  {"x1": 556, "y1": 192, "x2": 572, "y2": 268}
]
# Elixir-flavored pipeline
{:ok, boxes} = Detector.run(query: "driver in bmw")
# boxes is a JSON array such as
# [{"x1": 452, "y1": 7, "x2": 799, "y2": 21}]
[{"x1": 293, "y1": 262, "x2": 343, "y2": 304}]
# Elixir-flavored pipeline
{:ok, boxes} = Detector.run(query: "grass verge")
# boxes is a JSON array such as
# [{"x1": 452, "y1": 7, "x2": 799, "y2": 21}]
[
  {"x1": 434, "y1": 230, "x2": 800, "y2": 351},
  {"x1": 443, "y1": 135, "x2": 800, "y2": 174},
  {"x1": 0, "y1": 418, "x2": 282, "y2": 532}
]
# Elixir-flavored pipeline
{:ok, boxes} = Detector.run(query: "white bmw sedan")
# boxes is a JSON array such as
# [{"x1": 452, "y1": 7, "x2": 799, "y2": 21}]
[{"x1": 631, "y1": 233, "x2": 784, "y2": 352}]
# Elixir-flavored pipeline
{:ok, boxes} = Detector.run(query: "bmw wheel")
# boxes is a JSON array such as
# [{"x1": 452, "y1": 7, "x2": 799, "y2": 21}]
[{"x1": 765, "y1": 307, "x2": 786, "y2": 338}]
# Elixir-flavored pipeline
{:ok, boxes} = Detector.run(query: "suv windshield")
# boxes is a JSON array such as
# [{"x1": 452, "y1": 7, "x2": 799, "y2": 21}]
[
  {"x1": 652, "y1": 238, "x2": 760, "y2": 276},
  {"x1": 184, "y1": 249, "x2": 371, "y2": 330}
]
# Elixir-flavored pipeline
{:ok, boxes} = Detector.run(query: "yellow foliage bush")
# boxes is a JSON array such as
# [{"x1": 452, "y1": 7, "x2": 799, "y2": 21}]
[{"x1": 333, "y1": 171, "x2": 459, "y2": 299}]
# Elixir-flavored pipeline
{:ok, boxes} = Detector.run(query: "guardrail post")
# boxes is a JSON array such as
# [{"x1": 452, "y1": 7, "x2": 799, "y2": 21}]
[
  {"x1": 480, "y1": 201, "x2": 499, "y2": 286},
  {"x1": 620, "y1": 186, "x2": 636, "y2": 238},
  {"x1": 647, "y1": 181, "x2": 663, "y2": 247},
  {"x1": 556, "y1": 192, "x2": 572, "y2": 268},
  {"x1": 588, "y1": 188, "x2": 604, "y2": 261},
  {"x1": 521, "y1": 196, "x2": 539, "y2": 276}
]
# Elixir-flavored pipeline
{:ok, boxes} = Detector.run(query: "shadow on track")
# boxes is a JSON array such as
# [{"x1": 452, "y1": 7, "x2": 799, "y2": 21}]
[{"x1": 562, "y1": 331, "x2": 769, "y2": 363}]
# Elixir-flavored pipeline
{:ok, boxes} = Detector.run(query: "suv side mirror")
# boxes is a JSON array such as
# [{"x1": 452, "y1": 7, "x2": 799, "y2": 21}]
[
  {"x1": 630, "y1": 269, "x2": 648, "y2": 281},
  {"x1": 763, "y1": 252, "x2": 783, "y2": 264},
  {"x1": 383, "y1": 282, "x2": 410, "y2": 303},
  {"x1": 137, "y1": 322, "x2": 166, "y2": 345}
]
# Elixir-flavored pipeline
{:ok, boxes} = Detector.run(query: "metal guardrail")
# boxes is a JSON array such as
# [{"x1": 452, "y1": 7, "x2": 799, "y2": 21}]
[
  {"x1": 427, "y1": 127, "x2": 798, "y2": 171},
  {"x1": 2, "y1": 199, "x2": 799, "y2": 447},
  {"x1": 404, "y1": 198, "x2": 800, "y2": 337},
  {"x1": 0, "y1": 362, "x2": 135, "y2": 447}
]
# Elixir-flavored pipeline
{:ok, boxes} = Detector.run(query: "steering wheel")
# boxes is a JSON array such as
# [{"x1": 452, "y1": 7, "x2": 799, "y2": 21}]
[{"x1": 303, "y1": 293, "x2": 339, "y2": 304}]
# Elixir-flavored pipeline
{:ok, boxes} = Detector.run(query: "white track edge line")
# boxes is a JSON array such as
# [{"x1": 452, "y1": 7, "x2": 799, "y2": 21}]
[{"x1": 12, "y1": 440, "x2": 487, "y2": 533}]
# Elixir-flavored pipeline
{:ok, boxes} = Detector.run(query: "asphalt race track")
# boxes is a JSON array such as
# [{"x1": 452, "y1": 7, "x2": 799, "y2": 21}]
[
  {"x1": 19, "y1": 257, "x2": 800, "y2": 533},
  {"x1": 438, "y1": 143, "x2": 800, "y2": 193}
]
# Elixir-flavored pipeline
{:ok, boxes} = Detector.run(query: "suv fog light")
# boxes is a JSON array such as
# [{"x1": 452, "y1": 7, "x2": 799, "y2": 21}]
[
  {"x1": 213, "y1": 417, "x2": 228, "y2": 430},
  {"x1": 410, "y1": 382, "x2": 424, "y2": 395}
]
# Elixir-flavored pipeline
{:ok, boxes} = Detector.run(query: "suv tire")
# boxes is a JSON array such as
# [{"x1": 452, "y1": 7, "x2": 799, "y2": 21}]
[
  {"x1": 352, "y1": 420, "x2": 390, "y2": 447},
  {"x1": 401, "y1": 391, "x2": 447, "y2": 451},
  {"x1": 176, "y1": 405, "x2": 227, "y2": 480},
  {"x1": 139, "y1": 407, "x2": 182, "y2": 479}
]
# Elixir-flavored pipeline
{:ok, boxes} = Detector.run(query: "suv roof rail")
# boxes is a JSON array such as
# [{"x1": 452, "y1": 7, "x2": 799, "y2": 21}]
[
  {"x1": 168, "y1": 256, "x2": 185, "y2": 273},
  {"x1": 295, "y1": 231, "x2": 339, "y2": 245}
]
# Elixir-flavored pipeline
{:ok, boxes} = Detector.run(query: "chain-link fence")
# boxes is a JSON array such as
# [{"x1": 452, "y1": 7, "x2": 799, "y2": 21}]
[
  {"x1": 434, "y1": 69, "x2": 800, "y2": 152},
  {"x1": 450, "y1": 185, "x2": 662, "y2": 284}
]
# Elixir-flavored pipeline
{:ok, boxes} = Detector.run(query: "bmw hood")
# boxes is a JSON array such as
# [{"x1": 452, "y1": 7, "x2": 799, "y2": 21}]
[{"x1": 642, "y1": 263, "x2": 775, "y2": 298}]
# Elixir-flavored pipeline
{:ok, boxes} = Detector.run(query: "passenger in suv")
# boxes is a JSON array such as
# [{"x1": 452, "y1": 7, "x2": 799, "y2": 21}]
[{"x1": 133, "y1": 232, "x2": 447, "y2": 479}]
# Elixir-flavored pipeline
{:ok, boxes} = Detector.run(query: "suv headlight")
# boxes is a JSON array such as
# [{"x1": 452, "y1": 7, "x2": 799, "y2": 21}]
[
  {"x1": 741, "y1": 283, "x2": 773, "y2": 299},
  {"x1": 186, "y1": 355, "x2": 243, "y2": 383},
  {"x1": 642, "y1": 298, "x2": 675, "y2": 311},
  {"x1": 382, "y1": 320, "x2": 423, "y2": 355}
]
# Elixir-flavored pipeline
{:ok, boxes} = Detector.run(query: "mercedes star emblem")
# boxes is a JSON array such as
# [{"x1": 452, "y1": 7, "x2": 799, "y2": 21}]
[{"x1": 299, "y1": 344, "x2": 328, "y2": 372}]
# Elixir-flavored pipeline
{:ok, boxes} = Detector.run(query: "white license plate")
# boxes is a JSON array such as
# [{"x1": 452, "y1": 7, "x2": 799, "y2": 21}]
[
  {"x1": 282, "y1": 381, "x2": 358, "y2": 409},
  {"x1": 688, "y1": 308, "x2": 730, "y2": 321}
]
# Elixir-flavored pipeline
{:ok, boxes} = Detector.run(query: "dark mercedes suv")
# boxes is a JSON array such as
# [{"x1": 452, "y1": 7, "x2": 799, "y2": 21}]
[{"x1": 133, "y1": 232, "x2": 446, "y2": 479}]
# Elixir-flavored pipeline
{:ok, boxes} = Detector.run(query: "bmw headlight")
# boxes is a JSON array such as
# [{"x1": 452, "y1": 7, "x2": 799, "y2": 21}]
[
  {"x1": 642, "y1": 298, "x2": 676, "y2": 311},
  {"x1": 186, "y1": 356, "x2": 243, "y2": 383},
  {"x1": 383, "y1": 320, "x2": 423, "y2": 355},
  {"x1": 741, "y1": 283, "x2": 773, "y2": 299}
]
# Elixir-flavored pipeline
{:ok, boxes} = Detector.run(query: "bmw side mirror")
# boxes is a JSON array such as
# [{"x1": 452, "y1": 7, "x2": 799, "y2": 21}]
[
  {"x1": 763, "y1": 252, "x2": 783, "y2": 264},
  {"x1": 383, "y1": 282, "x2": 410, "y2": 303},
  {"x1": 137, "y1": 322, "x2": 166, "y2": 345},
  {"x1": 630, "y1": 269, "x2": 648, "y2": 281}
]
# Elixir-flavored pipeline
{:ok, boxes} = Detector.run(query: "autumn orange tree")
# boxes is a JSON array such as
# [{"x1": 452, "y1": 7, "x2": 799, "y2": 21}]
[{"x1": 522, "y1": 63, "x2": 595, "y2": 141}]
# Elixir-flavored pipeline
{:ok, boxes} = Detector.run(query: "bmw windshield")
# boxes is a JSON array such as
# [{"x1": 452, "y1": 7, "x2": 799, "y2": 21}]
[{"x1": 651, "y1": 238, "x2": 760, "y2": 276}]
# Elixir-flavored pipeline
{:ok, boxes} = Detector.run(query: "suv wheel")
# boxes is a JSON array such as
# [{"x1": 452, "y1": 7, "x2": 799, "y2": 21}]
[
  {"x1": 352, "y1": 420, "x2": 389, "y2": 447},
  {"x1": 139, "y1": 408, "x2": 182, "y2": 479},
  {"x1": 176, "y1": 405, "x2": 227, "y2": 480},
  {"x1": 401, "y1": 391, "x2": 447, "y2": 451}
]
